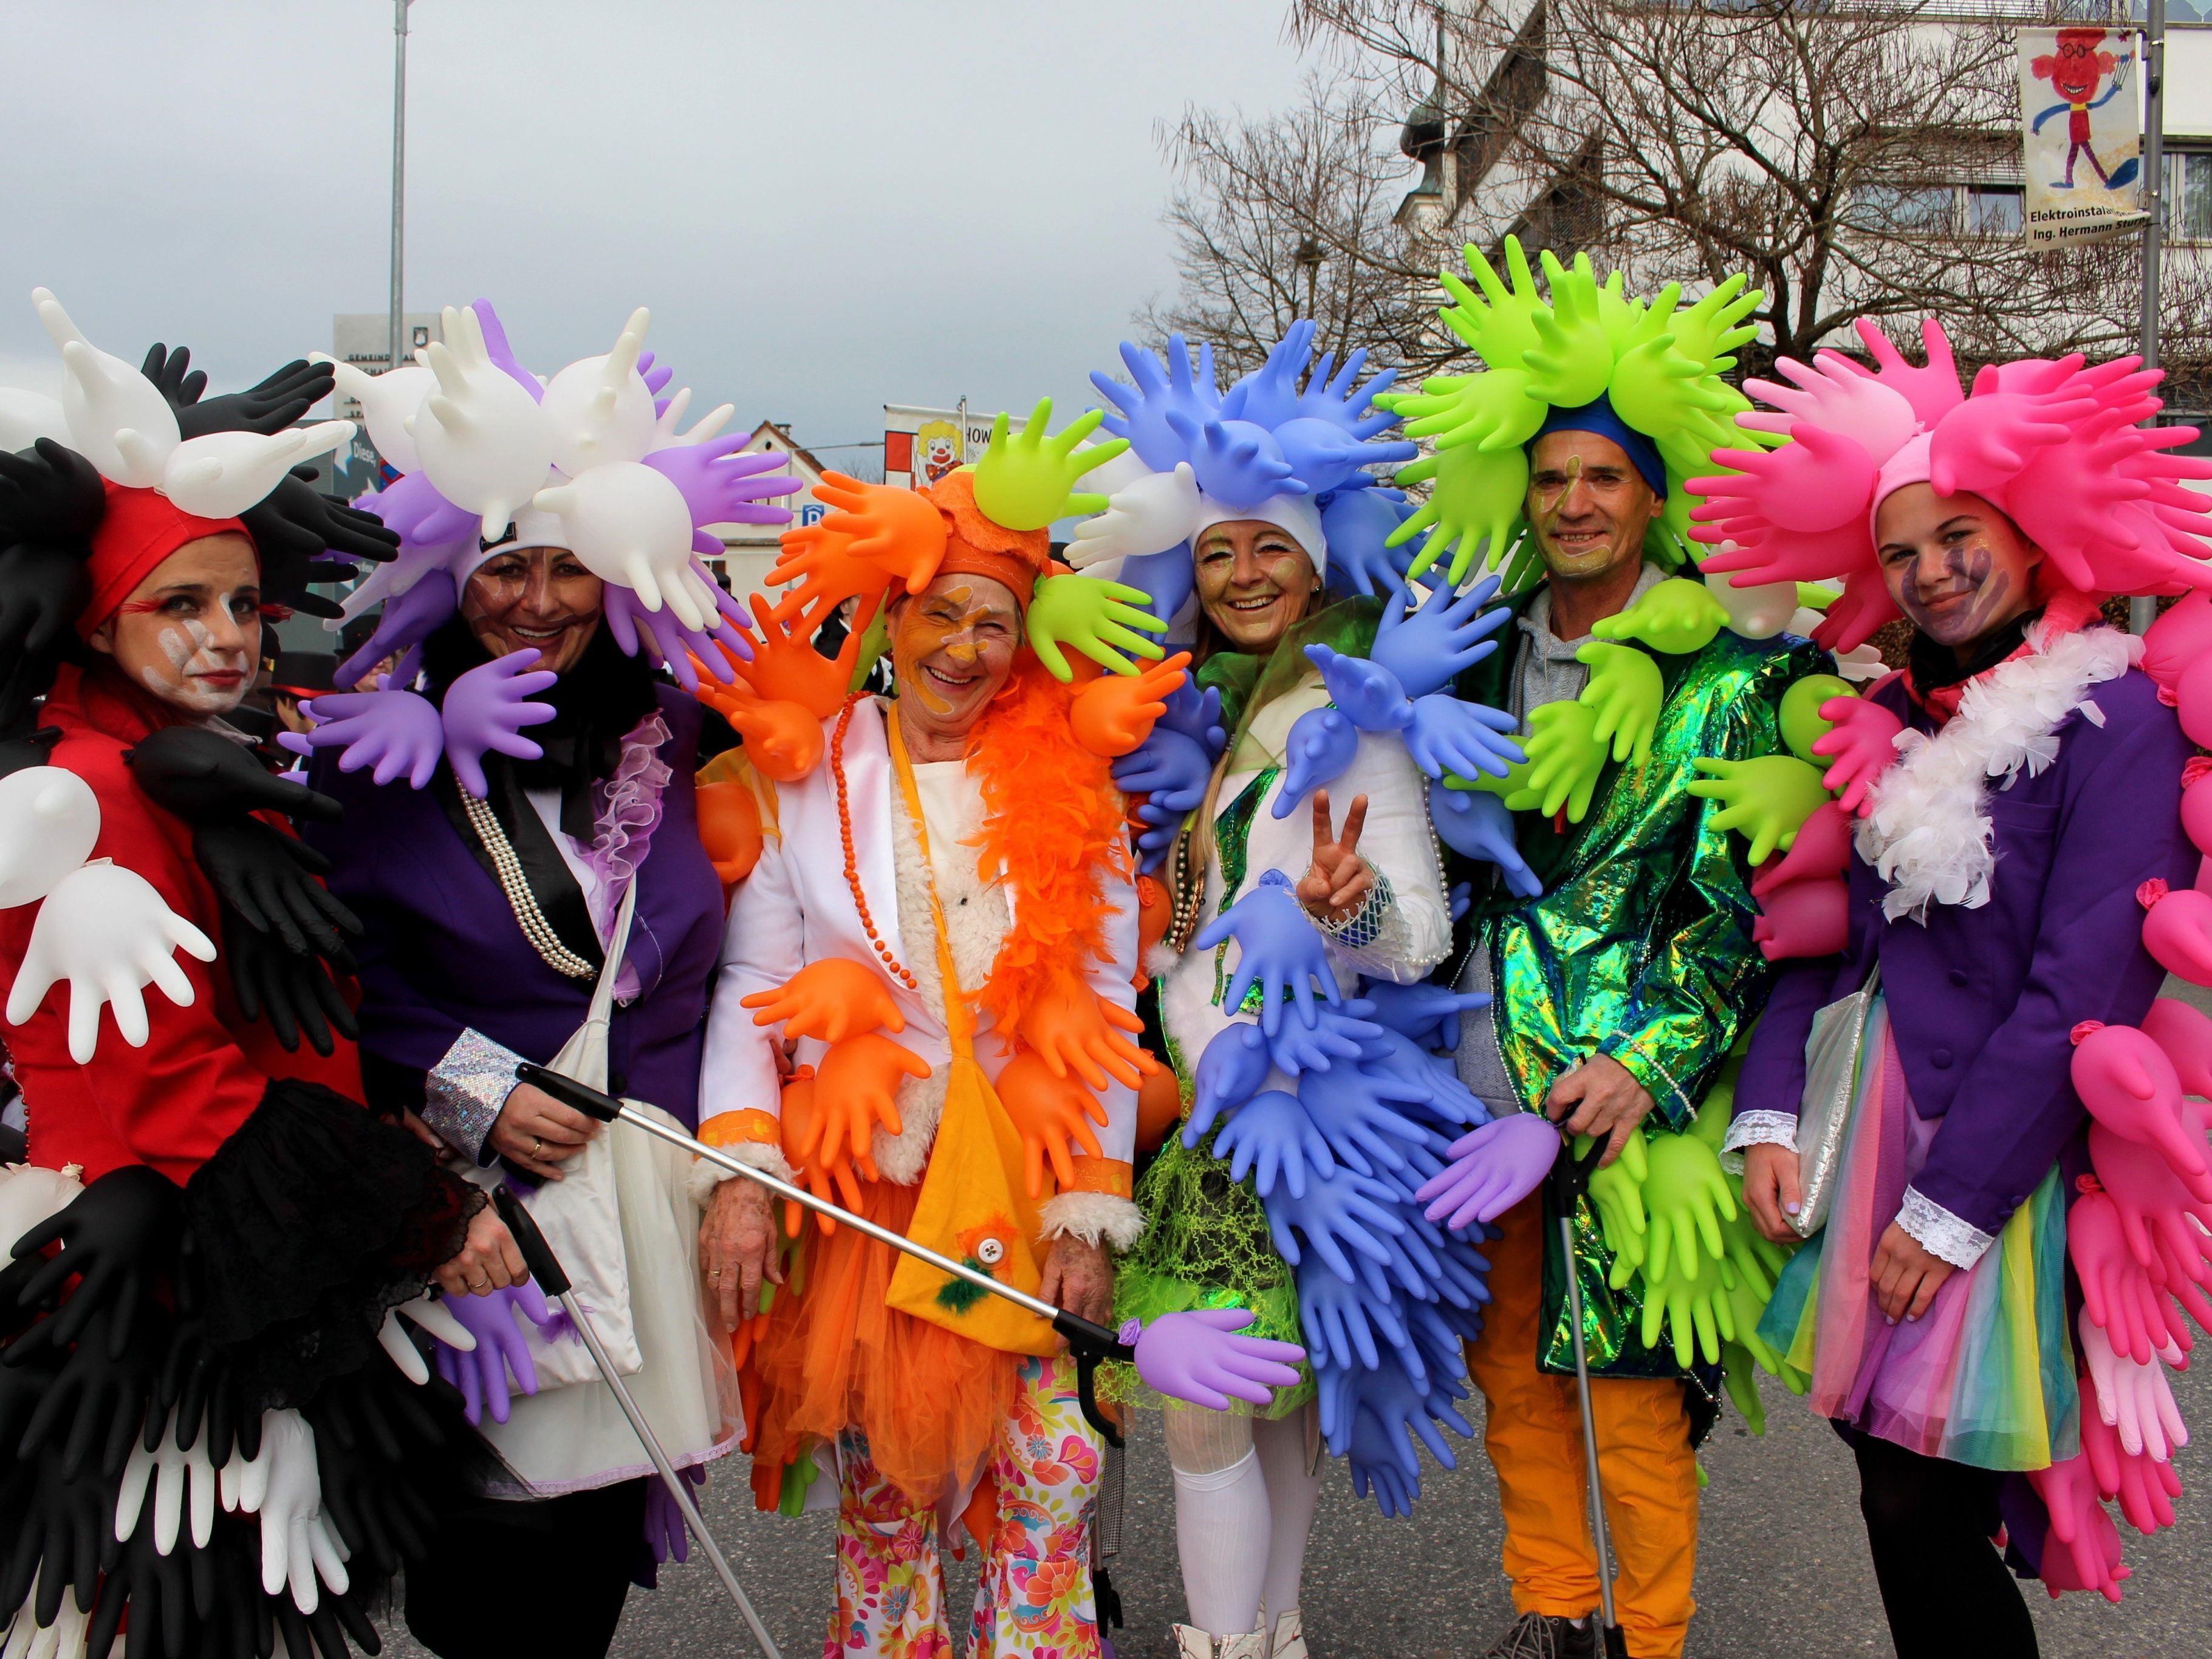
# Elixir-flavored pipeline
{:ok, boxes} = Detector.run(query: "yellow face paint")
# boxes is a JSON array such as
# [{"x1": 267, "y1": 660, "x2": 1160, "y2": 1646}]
[{"x1": 891, "y1": 584, "x2": 1018, "y2": 716}]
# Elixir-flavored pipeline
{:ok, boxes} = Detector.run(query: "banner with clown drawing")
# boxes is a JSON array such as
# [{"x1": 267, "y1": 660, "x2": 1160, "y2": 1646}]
[{"x1": 2019, "y1": 26, "x2": 2148, "y2": 247}]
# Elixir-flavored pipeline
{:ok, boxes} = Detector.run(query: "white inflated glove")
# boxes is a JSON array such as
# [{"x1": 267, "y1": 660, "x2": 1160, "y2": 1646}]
[
  {"x1": 375, "y1": 1293, "x2": 477, "y2": 1386},
  {"x1": 2081, "y1": 1308, "x2": 2190, "y2": 1462},
  {"x1": 115, "y1": 1406, "x2": 218, "y2": 1556},
  {"x1": 2, "y1": 1575, "x2": 90, "y2": 1659},
  {"x1": 237, "y1": 1411, "x2": 349, "y2": 1614},
  {"x1": 1067, "y1": 462, "x2": 1201, "y2": 568},
  {"x1": 4, "y1": 860, "x2": 216, "y2": 1063}
]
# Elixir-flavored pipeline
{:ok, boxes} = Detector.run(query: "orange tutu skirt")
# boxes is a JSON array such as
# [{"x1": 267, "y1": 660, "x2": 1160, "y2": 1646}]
[{"x1": 750, "y1": 1177, "x2": 1018, "y2": 1504}]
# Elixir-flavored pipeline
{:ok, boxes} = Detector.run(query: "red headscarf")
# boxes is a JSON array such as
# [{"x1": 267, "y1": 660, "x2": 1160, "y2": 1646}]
[{"x1": 80, "y1": 482, "x2": 252, "y2": 638}]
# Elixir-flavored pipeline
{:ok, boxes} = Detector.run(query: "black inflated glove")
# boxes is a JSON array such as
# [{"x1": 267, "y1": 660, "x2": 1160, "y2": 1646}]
[
  {"x1": 0, "y1": 1344, "x2": 58, "y2": 1463},
  {"x1": 140, "y1": 343, "x2": 210, "y2": 412},
  {"x1": 222, "y1": 906, "x2": 358, "y2": 1057},
  {"x1": 0, "y1": 1434, "x2": 110, "y2": 1624},
  {"x1": 239, "y1": 470, "x2": 399, "y2": 569},
  {"x1": 268, "y1": 1582, "x2": 384, "y2": 1659},
  {"x1": 146, "y1": 349, "x2": 335, "y2": 442},
  {"x1": 86, "y1": 1505, "x2": 200, "y2": 1659},
  {"x1": 302, "y1": 1410, "x2": 432, "y2": 1580},
  {"x1": 4, "y1": 1163, "x2": 181, "y2": 1356},
  {"x1": 0, "y1": 540, "x2": 94, "y2": 663},
  {"x1": 127, "y1": 725, "x2": 340, "y2": 828},
  {"x1": 0, "y1": 723, "x2": 61, "y2": 781},
  {"x1": 0, "y1": 438, "x2": 105, "y2": 552},
  {"x1": 190, "y1": 1511, "x2": 266, "y2": 1659},
  {"x1": 153, "y1": 1233, "x2": 250, "y2": 1468},
  {"x1": 16, "y1": 1301, "x2": 161, "y2": 1479}
]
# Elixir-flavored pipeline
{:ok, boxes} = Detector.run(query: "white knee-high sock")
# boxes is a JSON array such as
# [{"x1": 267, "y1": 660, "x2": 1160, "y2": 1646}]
[
  {"x1": 1253, "y1": 1410, "x2": 1321, "y2": 1629},
  {"x1": 1170, "y1": 1449, "x2": 1271, "y2": 1639}
]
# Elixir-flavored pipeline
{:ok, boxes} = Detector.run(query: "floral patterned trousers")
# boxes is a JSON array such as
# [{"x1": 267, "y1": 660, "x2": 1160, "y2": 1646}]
[{"x1": 829, "y1": 1355, "x2": 1103, "y2": 1659}]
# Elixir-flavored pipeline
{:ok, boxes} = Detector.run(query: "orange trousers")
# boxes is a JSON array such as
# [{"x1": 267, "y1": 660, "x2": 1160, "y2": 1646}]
[{"x1": 1464, "y1": 1195, "x2": 1699, "y2": 1659}]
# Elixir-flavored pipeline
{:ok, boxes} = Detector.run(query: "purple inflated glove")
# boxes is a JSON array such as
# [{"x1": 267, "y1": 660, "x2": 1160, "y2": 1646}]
[
  {"x1": 1416, "y1": 1113, "x2": 1561, "y2": 1232},
  {"x1": 337, "y1": 569, "x2": 457, "y2": 688},
  {"x1": 430, "y1": 1280, "x2": 558, "y2": 1426},
  {"x1": 1296, "y1": 1062, "x2": 1440, "y2": 1177},
  {"x1": 1358, "y1": 979, "x2": 1490, "y2": 1053},
  {"x1": 1272, "y1": 705, "x2": 1359, "y2": 819},
  {"x1": 1305, "y1": 643, "x2": 1411, "y2": 734},
  {"x1": 643, "y1": 1465, "x2": 707, "y2": 1565},
  {"x1": 1261, "y1": 1165, "x2": 1408, "y2": 1287},
  {"x1": 352, "y1": 470, "x2": 481, "y2": 556},
  {"x1": 1320, "y1": 488, "x2": 1417, "y2": 600},
  {"x1": 1273, "y1": 417, "x2": 1416, "y2": 499},
  {"x1": 1364, "y1": 1027, "x2": 1490, "y2": 1128},
  {"x1": 470, "y1": 298, "x2": 543, "y2": 402},
  {"x1": 634, "y1": 349, "x2": 674, "y2": 407},
  {"x1": 1186, "y1": 1022, "x2": 1272, "y2": 1147},
  {"x1": 1193, "y1": 870, "x2": 1341, "y2": 1035},
  {"x1": 603, "y1": 570, "x2": 753, "y2": 691},
  {"x1": 1129, "y1": 1307, "x2": 1304, "y2": 1412},
  {"x1": 1429, "y1": 781, "x2": 1543, "y2": 900},
  {"x1": 1219, "y1": 322, "x2": 1317, "y2": 429},
  {"x1": 442, "y1": 649, "x2": 559, "y2": 798},
  {"x1": 1371, "y1": 573, "x2": 1510, "y2": 700},
  {"x1": 1293, "y1": 346, "x2": 1400, "y2": 441},
  {"x1": 282, "y1": 689, "x2": 444, "y2": 788},
  {"x1": 1405, "y1": 694, "x2": 1522, "y2": 782},
  {"x1": 641, "y1": 436, "x2": 803, "y2": 527}
]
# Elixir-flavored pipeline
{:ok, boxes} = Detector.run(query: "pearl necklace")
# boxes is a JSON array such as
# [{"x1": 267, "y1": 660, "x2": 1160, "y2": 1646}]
[{"x1": 461, "y1": 788, "x2": 598, "y2": 980}]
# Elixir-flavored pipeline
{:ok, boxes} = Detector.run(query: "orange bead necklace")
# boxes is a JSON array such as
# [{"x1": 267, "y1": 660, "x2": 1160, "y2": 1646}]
[{"x1": 830, "y1": 692, "x2": 919, "y2": 990}]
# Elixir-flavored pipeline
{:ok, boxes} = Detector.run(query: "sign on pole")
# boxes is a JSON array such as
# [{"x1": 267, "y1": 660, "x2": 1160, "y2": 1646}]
[
  {"x1": 882, "y1": 405, "x2": 1028, "y2": 490},
  {"x1": 2019, "y1": 27, "x2": 2149, "y2": 247}
]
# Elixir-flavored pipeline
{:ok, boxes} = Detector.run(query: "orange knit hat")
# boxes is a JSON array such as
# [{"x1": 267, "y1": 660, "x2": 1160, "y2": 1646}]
[{"x1": 917, "y1": 471, "x2": 1050, "y2": 607}]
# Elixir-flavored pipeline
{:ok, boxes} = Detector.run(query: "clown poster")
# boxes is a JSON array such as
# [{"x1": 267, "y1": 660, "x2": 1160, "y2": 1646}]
[{"x1": 2019, "y1": 27, "x2": 2147, "y2": 247}]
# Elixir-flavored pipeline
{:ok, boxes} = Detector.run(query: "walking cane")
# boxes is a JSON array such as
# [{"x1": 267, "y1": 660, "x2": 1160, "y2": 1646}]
[
  {"x1": 1546, "y1": 1135, "x2": 1631, "y2": 1659},
  {"x1": 513, "y1": 1062, "x2": 1140, "y2": 1447},
  {"x1": 488, "y1": 1184, "x2": 785, "y2": 1659}
]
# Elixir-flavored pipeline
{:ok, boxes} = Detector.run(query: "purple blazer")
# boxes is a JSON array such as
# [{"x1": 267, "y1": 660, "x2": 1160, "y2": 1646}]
[
  {"x1": 307, "y1": 686, "x2": 725, "y2": 1131},
  {"x1": 1734, "y1": 658, "x2": 2196, "y2": 1239}
]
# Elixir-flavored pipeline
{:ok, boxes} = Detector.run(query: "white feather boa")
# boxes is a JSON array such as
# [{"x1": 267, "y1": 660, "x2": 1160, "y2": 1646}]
[{"x1": 1855, "y1": 623, "x2": 2138, "y2": 922}]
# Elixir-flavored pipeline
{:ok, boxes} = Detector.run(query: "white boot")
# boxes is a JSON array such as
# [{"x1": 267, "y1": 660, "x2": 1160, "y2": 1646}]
[
  {"x1": 1269, "y1": 1610, "x2": 1308, "y2": 1659},
  {"x1": 1173, "y1": 1623, "x2": 1270, "y2": 1659}
]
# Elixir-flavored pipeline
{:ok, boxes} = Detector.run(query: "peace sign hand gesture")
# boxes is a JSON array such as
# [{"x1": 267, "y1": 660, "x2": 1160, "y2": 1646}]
[{"x1": 1298, "y1": 789, "x2": 1373, "y2": 919}]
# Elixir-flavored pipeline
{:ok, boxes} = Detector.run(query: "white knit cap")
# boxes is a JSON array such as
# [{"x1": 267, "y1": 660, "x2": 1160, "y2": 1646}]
[
  {"x1": 465, "y1": 502, "x2": 570, "y2": 577},
  {"x1": 1188, "y1": 492, "x2": 1327, "y2": 573}
]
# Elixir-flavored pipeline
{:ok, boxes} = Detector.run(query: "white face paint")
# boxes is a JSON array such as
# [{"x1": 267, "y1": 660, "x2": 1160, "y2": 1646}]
[{"x1": 140, "y1": 617, "x2": 252, "y2": 713}]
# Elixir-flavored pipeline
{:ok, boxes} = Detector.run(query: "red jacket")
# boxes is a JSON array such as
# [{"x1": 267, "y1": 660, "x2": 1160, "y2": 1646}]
[{"x1": 0, "y1": 666, "x2": 361, "y2": 1185}]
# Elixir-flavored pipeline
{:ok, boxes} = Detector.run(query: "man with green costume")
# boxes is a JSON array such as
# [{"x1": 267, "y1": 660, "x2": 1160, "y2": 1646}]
[{"x1": 1383, "y1": 241, "x2": 1830, "y2": 1659}]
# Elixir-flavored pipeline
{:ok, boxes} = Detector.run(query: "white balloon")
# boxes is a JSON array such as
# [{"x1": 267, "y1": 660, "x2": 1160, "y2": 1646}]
[
  {"x1": 0, "y1": 767, "x2": 99, "y2": 909},
  {"x1": 534, "y1": 461, "x2": 709, "y2": 630},
  {"x1": 0, "y1": 386, "x2": 68, "y2": 453},
  {"x1": 316, "y1": 357, "x2": 432, "y2": 473},
  {"x1": 651, "y1": 387, "x2": 735, "y2": 449},
  {"x1": 409, "y1": 304, "x2": 555, "y2": 539},
  {"x1": 1071, "y1": 440, "x2": 1152, "y2": 501},
  {"x1": 539, "y1": 307, "x2": 657, "y2": 476},
  {"x1": 1833, "y1": 643, "x2": 1887, "y2": 683},
  {"x1": 32, "y1": 287, "x2": 180, "y2": 487},
  {"x1": 162, "y1": 422, "x2": 354, "y2": 519},
  {"x1": 1068, "y1": 461, "x2": 1203, "y2": 567},
  {"x1": 5, "y1": 860, "x2": 217, "y2": 1064},
  {"x1": 1704, "y1": 569, "x2": 1797, "y2": 641}
]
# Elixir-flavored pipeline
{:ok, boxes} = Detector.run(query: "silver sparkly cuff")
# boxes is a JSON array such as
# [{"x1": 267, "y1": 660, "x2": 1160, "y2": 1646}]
[
  {"x1": 1897, "y1": 1185, "x2": 1995, "y2": 1270},
  {"x1": 423, "y1": 1027, "x2": 526, "y2": 1165},
  {"x1": 1312, "y1": 868, "x2": 1394, "y2": 950}
]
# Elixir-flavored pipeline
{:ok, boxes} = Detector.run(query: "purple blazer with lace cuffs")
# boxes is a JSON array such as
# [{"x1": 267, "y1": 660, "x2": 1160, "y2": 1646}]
[{"x1": 1734, "y1": 665, "x2": 2196, "y2": 1246}]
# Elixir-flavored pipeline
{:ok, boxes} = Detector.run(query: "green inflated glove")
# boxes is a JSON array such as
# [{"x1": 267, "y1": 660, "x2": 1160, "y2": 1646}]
[
  {"x1": 1662, "y1": 272, "x2": 1763, "y2": 377},
  {"x1": 1576, "y1": 643, "x2": 1665, "y2": 765},
  {"x1": 1386, "y1": 367, "x2": 1546, "y2": 454},
  {"x1": 1722, "y1": 1273, "x2": 1807, "y2": 1394},
  {"x1": 1589, "y1": 576, "x2": 1728, "y2": 656},
  {"x1": 1778, "y1": 673, "x2": 1858, "y2": 766},
  {"x1": 971, "y1": 397, "x2": 1128, "y2": 532},
  {"x1": 846, "y1": 601, "x2": 891, "y2": 693},
  {"x1": 1507, "y1": 699, "x2": 1606, "y2": 822},
  {"x1": 1445, "y1": 754, "x2": 1535, "y2": 799},
  {"x1": 1638, "y1": 1228, "x2": 1735, "y2": 1367},
  {"x1": 1604, "y1": 292, "x2": 1739, "y2": 443},
  {"x1": 1689, "y1": 1054, "x2": 1742, "y2": 1153},
  {"x1": 1437, "y1": 234, "x2": 1549, "y2": 373},
  {"x1": 1575, "y1": 1130, "x2": 1649, "y2": 1289},
  {"x1": 1720, "y1": 1341, "x2": 1769, "y2": 1435},
  {"x1": 1521, "y1": 250, "x2": 1614, "y2": 409},
  {"x1": 1025, "y1": 573, "x2": 1168, "y2": 681},
  {"x1": 1642, "y1": 1130, "x2": 1736, "y2": 1284},
  {"x1": 1390, "y1": 440, "x2": 1529, "y2": 587},
  {"x1": 1686, "y1": 754, "x2": 1832, "y2": 866},
  {"x1": 1716, "y1": 1188, "x2": 1796, "y2": 1303}
]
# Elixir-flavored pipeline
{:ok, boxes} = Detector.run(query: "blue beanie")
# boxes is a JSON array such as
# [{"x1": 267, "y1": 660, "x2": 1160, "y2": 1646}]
[{"x1": 1528, "y1": 394, "x2": 1667, "y2": 499}]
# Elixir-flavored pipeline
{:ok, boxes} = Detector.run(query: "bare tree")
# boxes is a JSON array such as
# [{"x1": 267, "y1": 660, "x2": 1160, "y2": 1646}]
[{"x1": 1287, "y1": 0, "x2": 2211, "y2": 384}]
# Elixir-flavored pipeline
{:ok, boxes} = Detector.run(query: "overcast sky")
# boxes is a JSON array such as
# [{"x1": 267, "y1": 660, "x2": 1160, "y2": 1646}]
[{"x1": 0, "y1": 1, "x2": 1336, "y2": 460}]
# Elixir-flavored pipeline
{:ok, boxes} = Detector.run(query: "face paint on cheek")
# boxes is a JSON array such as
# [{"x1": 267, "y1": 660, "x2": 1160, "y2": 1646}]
[
  {"x1": 146, "y1": 620, "x2": 252, "y2": 710},
  {"x1": 892, "y1": 609, "x2": 964, "y2": 715}
]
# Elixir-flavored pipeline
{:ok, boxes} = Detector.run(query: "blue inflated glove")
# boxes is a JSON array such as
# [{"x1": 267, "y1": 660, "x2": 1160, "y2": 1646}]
[
  {"x1": 1296, "y1": 1253, "x2": 1411, "y2": 1374},
  {"x1": 1192, "y1": 870, "x2": 1340, "y2": 1036},
  {"x1": 1114, "y1": 725, "x2": 1212, "y2": 813},
  {"x1": 1185, "y1": 1022, "x2": 1271, "y2": 1148},
  {"x1": 1320, "y1": 489, "x2": 1418, "y2": 600},
  {"x1": 1272, "y1": 706, "x2": 1359, "y2": 819},
  {"x1": 1428, "y1": 781, "x2": 1543, "y2": 900},
  {"x1": 1371, "y1": 572, "x2": 1510, "y2": 699},
  {"x1": 1403, "y1": 694, "x2": 1523, "y2": 782},
  {"x1": 1157, "y1": 674, "x2": 1227, "y2": 759},
  {"x1": 1120, "y1": 544, "x2": 1196, "y2": 629},
  {"x1": 1213, "y1": 1089, "x2": 1335, "y2": 1199},
  {"x1": 1304, "y1": 643, "x2": 1413, "y2": 734},
  {"x1": 1359, "y1": 979, "x2": 1491, "y2": 1053},
  {"x1": 1294, "y1": 1062, "x2": 1437, "y2": 1178},
  {"x1": 1091, "y1": 336, "x2": 1221, "y2": 473},
  {"x1": 1348, "y1": 1408, "x2": 1424, "y2": 1518},
  {"x1": 1265, "y1": 998, "x2": 1387, "y2": 1078},
  {"x1": 1336, "y1": 1346, "x2": 1473, "y2": 1467},
  {"x1": 1261, "y1": 1166, "x2": 1409, "y2": 1287},
  {"x1": 1363, "y1": 1028, "x2": 1490, "y2": 1129},
  {"x1": 1166, "y1": 411, "x2": 1302, "y2": 511},
  {"x1": 1427, "y1": 1233, "x2": 1496, "y2": 1313}
]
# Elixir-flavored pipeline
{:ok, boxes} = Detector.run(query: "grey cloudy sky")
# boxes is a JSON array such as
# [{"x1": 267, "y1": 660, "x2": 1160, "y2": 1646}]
[{"x1": 0, "y1": 0, "x2": 1332, "y2": 458}]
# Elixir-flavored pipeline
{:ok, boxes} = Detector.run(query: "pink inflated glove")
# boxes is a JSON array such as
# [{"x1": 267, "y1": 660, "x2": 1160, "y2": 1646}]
[
  {"x1": 1809, "y1": 695, "x2": 1905, "y2": 816},
  {"x1": 2142, "y1": 995, "x2": 2212, "y2": 1102},
  {"x1": 2140, "y1": 878, "x2": 2212, "y2": 985},
  {"x1": 2071, "y1": 1021, "x2": 2212, "y2": 1193},
  {"x1": 1751, "y1": 799, "x2": 1852, "y2": 897},
  {"x1": 2181, "y1": 759, "x2": 2212, "y2": 861},
  {"x1": 2080, "y1": 1399, "x2": 2185, "y2": 1536},
  {"x1": 1751, "y1": 874, "x2": 1849, "y2": 962},
  {"x1": 2142, "y1": 589, "x2": 2212, "y2": 695},
  {"x1": 2077, "y1": 1310, "x2": 2189, "y2": 1463},
  {"x1": 2029, "y1": 1452, "x2": 2129, "y2": 1601},
  {"x1": 2176, "y1": 653, "x2": 2212, "y2": 750},
  {"x1": 2070, "y1": 1189, "x2": 2191, "y2": 1366},
  {"x1": 1806, "y1": 566, "x2": 1903, "y2": 657},
  {"x1": 2089, "y1": 1115, "x2": 2212, "y2": 1299}
]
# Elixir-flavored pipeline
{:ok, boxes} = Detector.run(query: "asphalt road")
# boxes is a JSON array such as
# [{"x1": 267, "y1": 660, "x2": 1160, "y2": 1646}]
[{"x1": 376, "y1": 980, "x2": 2212, "y2": 1659}]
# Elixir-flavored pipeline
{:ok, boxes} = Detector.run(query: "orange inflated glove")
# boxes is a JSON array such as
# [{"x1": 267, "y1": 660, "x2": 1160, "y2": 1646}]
[
  {"x1": 1135, "y1": 1064, "x2": 1182, "y2": 1157},
  {"x1": 1069, "y1": 651, "x2": 1191, "y2": 758},
  {"x1": 813, "y1": 471, "x2": 949, "y2": 592},
  {"x1": 693, "y1": 676, "x2": 824, "y2": 783},
  {"x1": 695, "y1": 778, "x2": 763, "y2": 887},
  {"x1": 741, "y1": 957, "x2": 906, "y2": 1044},
  {"x1": 765, "y1": 521, "x2": 895, "y2": 625},
  {"x1": 807, "y1": 1030, "x2": 928, "y2": 1177},
  {"x1": 995, "y1": 1045, "x2": 1110, "y2": 1197},
  {"x1": 1015, "y1": 974, "x2": 1157, "y2": 1092},
  {"x1": 732, "y1": 592, "x2": 870, "y2": 720},
  {"x1": 779, "y1": 1065, "x2": 860, "y2": 1234}
]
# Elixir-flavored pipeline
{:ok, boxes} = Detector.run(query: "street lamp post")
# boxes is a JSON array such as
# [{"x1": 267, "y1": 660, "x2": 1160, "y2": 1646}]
[{"x1": 388, "y1": 0, "x2": 413, "y2": 381}]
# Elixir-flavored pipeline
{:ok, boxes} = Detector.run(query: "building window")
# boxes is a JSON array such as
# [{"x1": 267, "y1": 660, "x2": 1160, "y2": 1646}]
[
  {"x1": 2171, "y1": 149, "x2": 2212, "y2": 243},
  {"x1": 1853, "y1": 183, "x2": 1959, "y2": 234},
  {"x1": 1966, "y1": 183, "x2": 2023, "y2": 236}
]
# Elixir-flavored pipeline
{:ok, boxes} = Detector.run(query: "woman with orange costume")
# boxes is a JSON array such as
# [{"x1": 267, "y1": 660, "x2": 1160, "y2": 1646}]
[{"x1": 697, "y1": 465, "x2": 1152, "y2": 1659}]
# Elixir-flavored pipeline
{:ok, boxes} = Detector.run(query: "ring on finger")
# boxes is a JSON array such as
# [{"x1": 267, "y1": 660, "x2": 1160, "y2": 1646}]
[{"x1": 532, "y1": 1134, "x2": 544, "y2": 1158}]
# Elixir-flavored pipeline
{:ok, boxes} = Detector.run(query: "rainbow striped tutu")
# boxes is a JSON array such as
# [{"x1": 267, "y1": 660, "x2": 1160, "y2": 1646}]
[{"x1": 1757, "y1": 996, "x2": 2080, "y2": 1472}]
